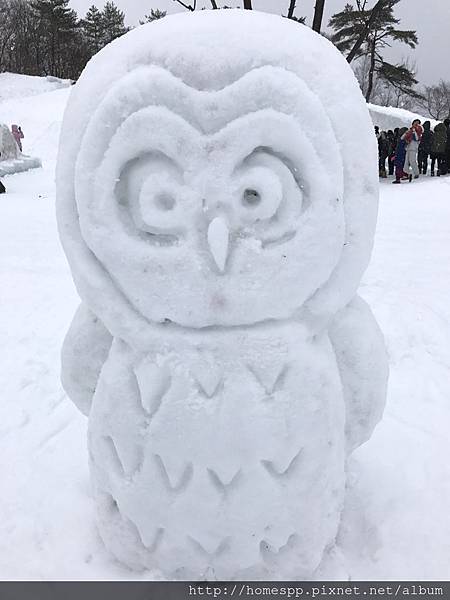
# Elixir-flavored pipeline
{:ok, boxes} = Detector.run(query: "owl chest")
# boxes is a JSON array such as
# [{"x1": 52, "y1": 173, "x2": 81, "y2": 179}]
[
  {"x1": 90, "y1": 326, "x2": 345, "y2": 481},
  {"x1": 88, "y1": 327, "x2": 346, "y2": 572}
]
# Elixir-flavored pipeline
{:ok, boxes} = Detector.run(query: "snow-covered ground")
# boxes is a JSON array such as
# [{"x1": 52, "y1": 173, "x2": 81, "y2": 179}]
[
  {"x1": 0, "y1": 72, "x2": 71, "y2": 105},
  {"x1": 1, "y1": 77, "x2": 449, "y2": 580}
]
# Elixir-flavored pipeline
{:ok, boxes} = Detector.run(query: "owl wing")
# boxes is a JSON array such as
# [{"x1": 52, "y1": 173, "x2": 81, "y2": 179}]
[
  {"x1": 61, "y1": 303, "x2": 112, "y2": 416},
  {"x1": 329, "y1": 295, "x2": 388, "y2": 454}
]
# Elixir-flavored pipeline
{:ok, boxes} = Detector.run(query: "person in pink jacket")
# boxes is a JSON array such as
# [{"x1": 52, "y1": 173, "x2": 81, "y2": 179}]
[{"x1": 11, "y1": 124, "x2": 24, "y2": 152}]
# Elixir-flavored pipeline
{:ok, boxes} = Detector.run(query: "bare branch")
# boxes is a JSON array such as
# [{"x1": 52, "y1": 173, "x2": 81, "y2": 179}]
[
  {"x1": 347, "y1": 0, "x2": 386, "y2": 63},
  {"x1": 416, "y1": 80, "x2": 450, "y2": 120},
  {"x1": 173, "y1": 0, "x2": 196, "y2": 10}
]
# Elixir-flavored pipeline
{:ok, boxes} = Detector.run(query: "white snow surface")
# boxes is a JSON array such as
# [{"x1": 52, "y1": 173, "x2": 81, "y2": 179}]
[
  {"x1": 1, "y1": 68, "x2": 450, "y2": 579},
  {"x1": 0, "y1": 154, "x2": 42, "y2": 177},
  {"x1": 0, "y1": 72, "x2": 71, "y2": 105},
  {"x1": 368, "y1": 103, "x2": 439, "y2": 131},
  {"x1": 0, "y1": 84, "x2": 69, "y2": 160}
]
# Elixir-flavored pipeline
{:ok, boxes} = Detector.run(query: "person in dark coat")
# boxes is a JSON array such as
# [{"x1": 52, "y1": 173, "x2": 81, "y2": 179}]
[
  {"x1": 392, "y1": 127, "x2": 409, "y2": 184},
  {"x1": 375, "y1": 126, "x2": 389, "y2": 177},
  {"x1": 418, "y1": 121, "x2": 433, "y2": 175},
  {"x1": 431, "y1": 122, "x2": 448, "y2": 176},
  {"x1": 0, "y1": 151, "x2": 6, "y2": 193},
  {"x1": 387, "y1": 130, "x2": 396, "y2": 175},
  {"x1": 444, "y1": 118, "x2": 450, "y2": 176}
]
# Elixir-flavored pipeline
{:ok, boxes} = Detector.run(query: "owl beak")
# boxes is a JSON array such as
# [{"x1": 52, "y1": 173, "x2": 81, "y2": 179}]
[{"x1": 207, "y1": 216, "x2": 229, "y2": 273}]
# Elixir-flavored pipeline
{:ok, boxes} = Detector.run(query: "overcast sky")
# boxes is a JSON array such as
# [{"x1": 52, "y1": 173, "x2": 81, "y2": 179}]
[{"x1": 69, "y1": 0, "x2": 450, "y2": 85}]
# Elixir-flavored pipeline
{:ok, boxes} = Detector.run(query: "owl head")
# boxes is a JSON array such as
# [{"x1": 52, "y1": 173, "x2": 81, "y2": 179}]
[{"x1": 57, "y1": 10, "x2": 378, "y2": 341}]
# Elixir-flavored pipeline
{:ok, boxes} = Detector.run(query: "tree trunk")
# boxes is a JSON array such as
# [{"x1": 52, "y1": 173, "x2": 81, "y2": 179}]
[
  {"x1": 287, "y1": 0, "x2": 296, "y2": 18},
  {"x1": 312, "y1": 0, "x2": 326, "y2": 33},
  {"x1": 0, "y1": 31, "x2": 13, "y2": 70},
  {"x1": 365, "y1": 37, "x2": 376, "y2": 102},
  {"x1": 210, "y1": 0, "x2": 218, "y2": 7},
  {"x1": 243, "y1": 0, "x2": 252, "y2": 9},
  {"x1": 347, "y1": 0, "x2": 385, "y2": 63}
]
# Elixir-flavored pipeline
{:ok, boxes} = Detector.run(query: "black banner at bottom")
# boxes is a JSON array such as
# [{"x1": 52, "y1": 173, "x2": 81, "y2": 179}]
[{"x1": 0, "y1": 582, "x2": 448, "y2": 600}]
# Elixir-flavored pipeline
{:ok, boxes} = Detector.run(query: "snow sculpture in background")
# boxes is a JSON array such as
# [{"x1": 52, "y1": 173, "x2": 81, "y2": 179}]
[
  {"x1": 0, "y1": 124, "x2": 20, "y2": 161},
  {"x1": 0, "y1": 123, "x2": 41, "y2": 176},
  {"x1": 57, "y1": 10, "x2": 388, "y2": 579}
]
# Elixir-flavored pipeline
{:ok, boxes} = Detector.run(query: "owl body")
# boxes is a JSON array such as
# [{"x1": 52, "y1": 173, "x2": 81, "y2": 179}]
[
  {"x1": 88, "y1": 322, "x2": 345, "y2": 579},
  {"x1": 57, "y1": 10, "x2": 388, "y2": 579}
]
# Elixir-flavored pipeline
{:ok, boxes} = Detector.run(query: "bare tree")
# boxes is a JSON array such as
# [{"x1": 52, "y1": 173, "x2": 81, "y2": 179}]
[
  {"x1": 172, "y1": 0, "x2": 306, "y2": 18},
  {"x1": 0, "y1": 0, "x2": 14, "y2": 71},
  {"x1": 416, "y1": 80, "x2": 450, "y2": 120}
]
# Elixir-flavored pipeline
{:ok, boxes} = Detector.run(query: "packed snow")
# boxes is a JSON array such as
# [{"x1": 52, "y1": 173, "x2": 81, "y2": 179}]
[
  {"x1": 1, "y1": 50, "x2": 450, "y2": 582},
  {"x1": 368, "y1": 103, "x2": 438, "y2": 132},
  {"x1": 0, "y1": 72, "x2": 71, "y2": 105}
]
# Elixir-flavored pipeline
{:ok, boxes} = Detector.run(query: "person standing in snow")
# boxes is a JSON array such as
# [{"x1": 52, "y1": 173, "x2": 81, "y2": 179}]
[
  {"x1": 418, "y1": 121, "x2": 433, "y2": 175},
  {"x1": 392, "y1": 127, "x2": 409, "y2": 184},
  {"x1": 11, "y1": 124, "x2": 24, "y2": 153},
  {"x1": 375, "y1": 126, "x2": 389, "y2": 178},
  {"x1": 431, "y1": 122, "x2": 448, "y2": 176},
  {"x1": 0, "y1": 149, "x2": 5, "y2": 193},
  {"x1": 0, "y1": 156, "x2": 5, "y2": 193},
  {"x1": 387, "y1": 130, "x2": 396, "y2": 176},
  {"x1": 403, "y1": 119, "x2": 422, "y2": 181},
  {"x1": 444, "y1": 118, "x2": 450, "y2": 176}
]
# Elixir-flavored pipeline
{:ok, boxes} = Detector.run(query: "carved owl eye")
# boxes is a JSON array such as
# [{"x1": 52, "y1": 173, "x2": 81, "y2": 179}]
[
  {"x1": 137, "y1": 174, "x2": 184, "y2": 234},
  {"x1": 234, "y1": 166, "x2": 283, "y2": 225},
  {"x1": 117, "y1": 153, "x2": 189, "y2": 243},
  {"x1": 232, "y1": 150, "x2": 304, "y2": 243},
  {"x1": 242, "y1": 188, "x2": 261, "y2": 207}
]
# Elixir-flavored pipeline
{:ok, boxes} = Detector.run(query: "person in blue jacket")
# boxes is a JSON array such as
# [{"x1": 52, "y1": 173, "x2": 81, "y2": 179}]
[{"x1": 392, "y1": 127, "x2": 409, "y2": 184}]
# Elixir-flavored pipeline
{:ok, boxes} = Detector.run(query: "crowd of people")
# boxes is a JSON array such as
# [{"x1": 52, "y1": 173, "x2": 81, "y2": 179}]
[{"x1": 376, "y1": 118, "x2": 450, "y2": 184}]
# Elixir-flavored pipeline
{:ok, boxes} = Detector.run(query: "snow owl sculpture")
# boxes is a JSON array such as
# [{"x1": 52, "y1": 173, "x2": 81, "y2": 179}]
[{"x1": 57, "y1": 10, "x2": 388, "y2": 579}]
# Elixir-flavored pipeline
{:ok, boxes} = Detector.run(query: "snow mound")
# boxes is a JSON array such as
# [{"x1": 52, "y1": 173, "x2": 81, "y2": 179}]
[
  {"x1": 0, "y1": 72, "x2": 71, "y2": 104},
  {"x1": 57, "y1": 10, "x2": 386, "y2": 580},
  {"x1": 0, "y1": 84, "x2": 71, "y2": 164},
  {"x1": 369, "y1": 103, "x2": 439, "y2": 131},
  {"x1": 0, "y1": 155, "x2": 41, "y2": 177}
]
